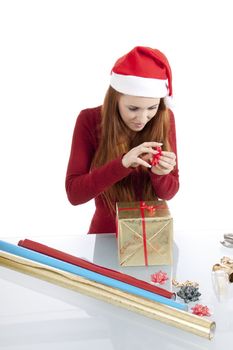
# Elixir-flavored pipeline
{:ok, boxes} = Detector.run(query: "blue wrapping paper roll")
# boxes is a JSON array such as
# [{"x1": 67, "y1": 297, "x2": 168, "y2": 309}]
[{"x1": 0, "y1": 240, "x2": 187, "y2": 311}]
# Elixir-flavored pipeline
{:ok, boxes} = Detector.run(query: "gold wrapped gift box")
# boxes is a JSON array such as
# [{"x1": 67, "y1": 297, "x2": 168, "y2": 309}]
[{"x1": 116, "y1": 200, "x2": 173, "y2": 267}]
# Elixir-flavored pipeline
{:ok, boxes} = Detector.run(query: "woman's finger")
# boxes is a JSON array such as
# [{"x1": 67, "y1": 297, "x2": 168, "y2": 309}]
[
  {"x1": 158, "y1": 159, "x2": 174, "y2": 170},
  {"x1": 136, "y1": 146, "x2": 158, "y2": 156},
  {"x1": 142, "y1": 142, "x2": 163, "y2": 148},
  {"x1": 136, "y1": 157, "x2": 152, "y2": 168},
  {"x1": 161, "y1": 151, "x2": 176, "y2": 160},
  {"x1": 159, "y1": 156, "x2": 176, "y2": 167},
  {"x1": 141, "y1": 154, "x2": 152, "y2": 162}
]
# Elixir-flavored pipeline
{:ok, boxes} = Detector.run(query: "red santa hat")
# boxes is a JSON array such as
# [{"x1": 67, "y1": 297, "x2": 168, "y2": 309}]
[{"x1": 110, "y1": 46, "x2": 173, "y2": 105}]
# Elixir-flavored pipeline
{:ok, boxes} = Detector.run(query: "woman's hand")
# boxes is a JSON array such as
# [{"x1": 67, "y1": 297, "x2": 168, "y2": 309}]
[
  {"x1": 122, "y1": 142, "x2": 162, "y2": 169},
  {"x1": 150, "y1": 151, "x2": 176, "y2": 175}
]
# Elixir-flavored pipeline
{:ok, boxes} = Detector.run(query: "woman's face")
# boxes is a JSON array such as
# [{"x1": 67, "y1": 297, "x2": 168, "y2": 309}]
[{"x1": 118, "y1": 95, "x2": 160, "y2": 132}]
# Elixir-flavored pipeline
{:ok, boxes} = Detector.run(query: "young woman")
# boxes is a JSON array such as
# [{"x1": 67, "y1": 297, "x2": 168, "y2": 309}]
[{"x1": 65, "y1": 46, "x2": 179, "y2": 234}]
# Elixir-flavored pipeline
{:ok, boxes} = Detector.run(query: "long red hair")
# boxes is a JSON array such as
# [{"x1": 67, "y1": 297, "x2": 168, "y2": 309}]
[{"x1": 91, "y1": 86, "x2": 171, "y2": 212}]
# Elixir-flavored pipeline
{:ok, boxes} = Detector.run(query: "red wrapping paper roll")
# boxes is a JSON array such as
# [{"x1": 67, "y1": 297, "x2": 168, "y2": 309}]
[{"x1": 18, "y1": 239, "x2": 175, "y2": 299}]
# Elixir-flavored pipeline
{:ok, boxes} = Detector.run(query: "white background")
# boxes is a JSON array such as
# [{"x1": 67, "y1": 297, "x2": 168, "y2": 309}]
[{"x1": 0, "y1": 0, "x2": 233, "y2": 239}]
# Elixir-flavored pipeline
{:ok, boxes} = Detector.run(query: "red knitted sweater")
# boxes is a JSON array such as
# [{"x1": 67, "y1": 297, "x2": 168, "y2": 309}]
[{"x1": 65, "y1": 106, "x2": 179, "y2": 234}]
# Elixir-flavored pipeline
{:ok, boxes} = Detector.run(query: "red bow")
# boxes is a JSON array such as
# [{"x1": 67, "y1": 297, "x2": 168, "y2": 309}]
[
  {"x1": 140, "y1": 201, "x2": 157, "y2": 214},
  {"x1": 151, "y1": 146, "x2": 162, "y2": 166}
]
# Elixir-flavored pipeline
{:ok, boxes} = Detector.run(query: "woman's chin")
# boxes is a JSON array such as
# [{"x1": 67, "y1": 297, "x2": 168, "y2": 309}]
[{"x1": 129, "y1": 123, "x2": 145, "y2": 131}]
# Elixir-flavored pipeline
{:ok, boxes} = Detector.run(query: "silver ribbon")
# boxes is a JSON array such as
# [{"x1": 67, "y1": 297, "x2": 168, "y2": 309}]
[{"x1": 220, "y1": 233, "x2": 233, "y2": 248}]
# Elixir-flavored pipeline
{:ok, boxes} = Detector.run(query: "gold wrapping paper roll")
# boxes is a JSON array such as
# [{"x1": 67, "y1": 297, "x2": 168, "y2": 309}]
[{"x1": 0, "y1": 251, "x2": 216, "y2": 339}]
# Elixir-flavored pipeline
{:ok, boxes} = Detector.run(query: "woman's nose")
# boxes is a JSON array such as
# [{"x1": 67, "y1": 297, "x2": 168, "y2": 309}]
[{"x1": 137, "y1": 110, "x2": 149, "y2": 122}]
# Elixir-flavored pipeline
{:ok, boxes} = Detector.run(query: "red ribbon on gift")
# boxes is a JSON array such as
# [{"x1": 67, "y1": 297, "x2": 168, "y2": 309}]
[
  {"x1": 117, "y1": 201, "x2": 166, "y2": 266},
  {"x1": 140, "y1": 201, "x2": 149, "y2": 265}
]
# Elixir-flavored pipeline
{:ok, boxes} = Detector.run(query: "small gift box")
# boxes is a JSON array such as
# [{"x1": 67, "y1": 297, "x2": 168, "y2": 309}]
[{"x1": 116, "y1": 200, "x2": 173, "y2": 267}]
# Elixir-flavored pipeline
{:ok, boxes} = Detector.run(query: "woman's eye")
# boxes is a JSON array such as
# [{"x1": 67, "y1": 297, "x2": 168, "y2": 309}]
[
  {"x1": 128, "y1": 107, "x2": 138, "y2": 111},
  {"x1": 148, "y1": 106, "x2": 158, "y2": 110}
]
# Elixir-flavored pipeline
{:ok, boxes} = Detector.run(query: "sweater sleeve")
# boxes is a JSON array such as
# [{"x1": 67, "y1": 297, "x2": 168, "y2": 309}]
[
  {"x1": 149, "y1": 110, "x2": 180, "y2": 200},
  {"x1": 65, "y1": 109, "x2": 133, "y2": 205}
]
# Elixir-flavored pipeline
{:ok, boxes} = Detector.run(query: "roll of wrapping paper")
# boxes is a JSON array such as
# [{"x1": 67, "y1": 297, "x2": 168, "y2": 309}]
[
  {"x1": 0, "y1": 250, "x2": 216, "y2": 339},
  {"x1": 18, "y1": 238, "x2": 175, "y2": 299},
  {"x1": 0, "y1": 240, "x2": 185, "y2": 310}
]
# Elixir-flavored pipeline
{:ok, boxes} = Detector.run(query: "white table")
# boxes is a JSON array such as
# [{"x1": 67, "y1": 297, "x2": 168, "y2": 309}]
[{"x1": 0, "y1": 230, "x2": 233, "y2": 350}]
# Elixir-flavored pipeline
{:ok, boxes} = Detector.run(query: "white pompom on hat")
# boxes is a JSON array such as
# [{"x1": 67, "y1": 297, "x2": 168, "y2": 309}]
[{"x1": 110, "y1": 46, "x2": 173, "y2": 106}]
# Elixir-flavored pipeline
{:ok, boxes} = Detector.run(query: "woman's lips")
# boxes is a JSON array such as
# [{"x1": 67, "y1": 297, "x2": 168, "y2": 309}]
[{"x1": 132, "y1": 122, "x2": 145, "y2": 128}]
